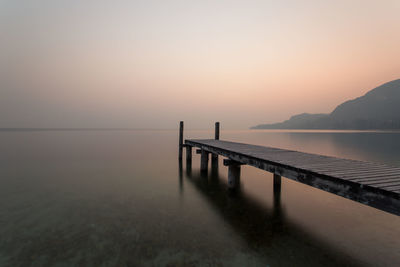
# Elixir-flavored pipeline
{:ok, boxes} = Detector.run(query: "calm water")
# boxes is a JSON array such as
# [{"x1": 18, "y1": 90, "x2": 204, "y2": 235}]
[{"x1": 1, "y1": 129, "x2": 400, "y2": 266}]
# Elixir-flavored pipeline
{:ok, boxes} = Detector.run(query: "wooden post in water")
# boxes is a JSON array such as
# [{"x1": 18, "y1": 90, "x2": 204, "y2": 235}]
[
  {"x1": 211, "y1": 122, "x2": 220, "y2": 165},
  {"x1": 179, "y1": 121, "x2": 184, "y2": 159},
  {"x1": 215, "y1": 122, "x2": 220, "y2": 140},
  {"x1": 224, "y1": 159, "x2": 242, "y2": 190},
  {"x1": 200, "y1": 150, "x2": 209, "y2": 173},
  {"x1": 228, "y1": 165, "x2": 241, "y2": 189},
  {"x1": 273, "y1": 174, "x2": 282, "y2": 209},
  {"x1": 186, "y1": 145, "x2": 192, "y2": 165},
  {"x1": 273, "y1": 174, "x2": 281, "y2": 193},
  {"x1": 179, "y1": 159, "x2": 183, "y2": 193}
]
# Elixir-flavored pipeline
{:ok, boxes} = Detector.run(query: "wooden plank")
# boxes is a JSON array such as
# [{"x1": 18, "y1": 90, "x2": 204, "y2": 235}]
[
  {"x1": 295, "y1": 160, "x2": 372, "y2": 170},
  {"x1": 198, "y1": 139, "x2": 385, "y2": 168},
  {"x1": 380, "y1": 185, "x2": 400, "y2": 191},
  {"x1": 239, "y1": 148, "x2": 384, "y2": 171},
  {"x1": 324, "y1": 163, "x2": 400, "y2": 172},
  {"x1": 371, "y1": 183, "x2": 400, "y2": 190},
  {"x1": 280, "y1": 158, "x2": 349, "y2": 168},
  {"x1": 351, "y1": 175, "x2": 400, "y2": 183},
  {"x1": 363, "y1": 179, "x2": 400, "y2": 186},
  {"x1": 373, "y1": 183, "x2": 400, "y2": 191},
  {"x1": 313, "y1": 163, "x2": 398, "y2": 172},
  {"x1": 321, "y1": 169, "x2": 400, "y2": 178},
  {"x1": 299, "y1": 159, "x2": 386, "y2": 169},
  {"x1": 289, "y1": 161, "x2": 391, "y2": 177},
  {"x1": 312, "y1": 166, "x2": 392, "y2": 176},
  {"x1": 346, "y1": 172, "x2": 400, "y2": 180}
]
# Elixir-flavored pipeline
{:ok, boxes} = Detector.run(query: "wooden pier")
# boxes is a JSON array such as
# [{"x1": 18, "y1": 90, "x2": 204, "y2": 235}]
[{"x1": 179, "y1": 121, "x2": 400, "y2": 216}]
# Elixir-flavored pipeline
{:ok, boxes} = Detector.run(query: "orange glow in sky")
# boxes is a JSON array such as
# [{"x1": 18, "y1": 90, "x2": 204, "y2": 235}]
[{"x1": 1, "y1": 0, "x2": 399, "y2": 128}]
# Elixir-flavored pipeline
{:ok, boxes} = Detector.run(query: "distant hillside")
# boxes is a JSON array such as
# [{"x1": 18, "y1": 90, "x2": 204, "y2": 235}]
[
  {"x1": 252, "y1": 113, "x2": 329, "y2": 129},
  {"x1": 252, "y1": 79, "x2": 400, "y2": 130}
]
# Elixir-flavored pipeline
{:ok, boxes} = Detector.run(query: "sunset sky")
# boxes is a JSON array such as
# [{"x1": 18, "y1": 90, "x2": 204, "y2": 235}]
[{"x1": 1, "y1": 0, "x2": 399, "y2": 129}]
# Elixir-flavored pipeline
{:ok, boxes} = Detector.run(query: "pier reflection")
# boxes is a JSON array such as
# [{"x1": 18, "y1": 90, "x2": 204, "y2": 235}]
[
  {"x1": 179, "y1": 158, "x2": 363, "y2": 266},
  {"x1": 211, "y1": 156, "x2": 218, "y2": 176},
  {"x1": 185, "y1": 165, "x2": 286, "y2": 249}
]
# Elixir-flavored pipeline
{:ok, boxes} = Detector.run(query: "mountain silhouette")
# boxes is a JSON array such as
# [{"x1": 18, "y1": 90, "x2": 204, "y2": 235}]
[{"x1": 252, "y1": 79, "x2": 400, "y2": 129}]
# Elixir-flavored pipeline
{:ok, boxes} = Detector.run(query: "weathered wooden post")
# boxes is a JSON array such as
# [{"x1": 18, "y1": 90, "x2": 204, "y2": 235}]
[
  {"x1": 224, "y1": 159, "x2": 242, "y2": 190},
  {"x1": 197, "y1": 148, "x2": 209, "y2": 175},
  {"x1": 273, "y1": 174, "x2": 281, "y2": 211},
  {"x1": 273, "y1": 174, "x2": 281, "y2": 194},
  {"x1": 215, "y1": 122, "x2": 220, "y2": 140},
  {"x1": 200, "y1": 150, "x2": 209, "y2": 173},
  {"x1": 178, "y1": 121, "x2": 184, "y2": 159},
  {"x1": 211, "y1": 122, "x2": 219, "y2": 170},
  {"x1": 179, "y1": 159, "x2": 183, "y2": 193},
  {"x1": 211, "y1": 156, "x2": 219, "y2": 176},
  {"x1": 186, "y1": 158, "x2": 192, "y2": 176},
  {"x1": 186, "y1": 145, "x2": 192, "y2": 166},
  {"x1": 186, "y1": 145, "x2": 192, "y2": 161},
  {"x1": 228, "y1": 165, "x2": 240, "y2": 189}
]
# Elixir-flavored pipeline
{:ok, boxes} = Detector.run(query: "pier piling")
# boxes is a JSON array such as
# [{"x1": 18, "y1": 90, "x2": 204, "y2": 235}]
[
  {"x1": 228, "y1": 164, "x2": 241, "y2": 189},
  {"x1": 186, "y1": 145, "x2": 192, "y2": 165},
  {"x1": 273, "y1": 174, "x2": 281, "y2": 207},
  {"x1": 215, "y1": 122, "x2": 220, "y2": 140},
  {"x1": 273, "y1": 174, "x2": 281, "y2": 194},
  {"x1": 212, "y1": 122, "x2": 220, "y2": 165},
  {"x1": 224, "y1": 159, "x2": 242, "y2": 190},
  {"x1": 200, "y1": 150, "x2": 209, "y2": 173},
  {"x1": 179, "y1": 121, "x2": 184, "y2": 159}
]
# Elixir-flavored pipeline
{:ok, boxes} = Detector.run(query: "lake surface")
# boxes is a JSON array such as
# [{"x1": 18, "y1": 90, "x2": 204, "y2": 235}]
[{"x1": 1, "y1": 129, "x2": 400, "y2": 266}]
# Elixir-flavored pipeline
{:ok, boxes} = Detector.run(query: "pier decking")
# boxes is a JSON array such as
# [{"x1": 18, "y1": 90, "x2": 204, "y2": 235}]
[{"x1": 179, "y1": 122, "x2": 400, "y2": 216}]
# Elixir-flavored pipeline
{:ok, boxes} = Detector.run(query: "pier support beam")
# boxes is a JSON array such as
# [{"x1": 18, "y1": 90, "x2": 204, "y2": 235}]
[
  {"x1": 211, "y1": 156, "x2": 218, "y2": 176},
  {"x1": 186, "y1": 145, "x2": 192, "y2": 175},
  {"x1": 273, "y1": 174, "x2": 281, "y2": 194},
  {"x1": 273, "y1": 174, "x2": 282, "y2": 211},
  {"x1": 186, "y1": 145, "x2": 192, "y2": 164},
  {"x1": 200, "y1": 150, "x2": 209, "y2": 173},
  {"x1": 224, "y1": 159, "x2": 243, "y2": 190},
  {"x1": 228, "y1": 165, "x2": 241, "y2": 189},
  {"x1": 178, "y1": 121, "x2": 184, "y2": 159}
]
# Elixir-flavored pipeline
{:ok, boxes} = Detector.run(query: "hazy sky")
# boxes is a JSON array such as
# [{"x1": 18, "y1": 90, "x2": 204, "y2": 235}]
[{"x1": 1, "y1": 0, "x2": 399, "y2": 129}]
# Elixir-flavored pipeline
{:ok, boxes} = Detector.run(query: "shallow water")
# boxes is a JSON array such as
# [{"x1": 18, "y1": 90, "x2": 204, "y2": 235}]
[{"x1": 0, "y1": 129, "x2": 399, "y2": 266}]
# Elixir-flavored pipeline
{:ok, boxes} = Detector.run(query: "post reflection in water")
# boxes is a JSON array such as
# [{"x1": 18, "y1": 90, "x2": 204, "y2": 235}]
[
  {"x1": 178, "y1": 159, "x2": 184, "y2": 194},
  {"x1": 211, "y1": 156, "x2": 219, "y2": 176},
  {"x1": 273, "y1": 174, "x2": 282, "y2": 217},
  {"x1": 186, "y1": 156, "x2": 192, "y2": 176},
  {"x1": 178, "y1": 156, "x2": 363, "y2": 266}
]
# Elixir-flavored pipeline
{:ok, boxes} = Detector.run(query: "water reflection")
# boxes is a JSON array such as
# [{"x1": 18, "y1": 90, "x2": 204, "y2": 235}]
[
  {"x1": 178, "y1": 160, "x2": 184, "y2": 194},
  {"x1": 211, "y1": 155, "x2": 219, "y2": 176},
  {"x1": 180, "y1": 158, "x2": 363, "y2": 266},
  {"x1": 273, "y1": 174, "x2": 282, "y2": 217},
  {"x1": 1, "y1": 129, "x2": 398, "y2": 266}
]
